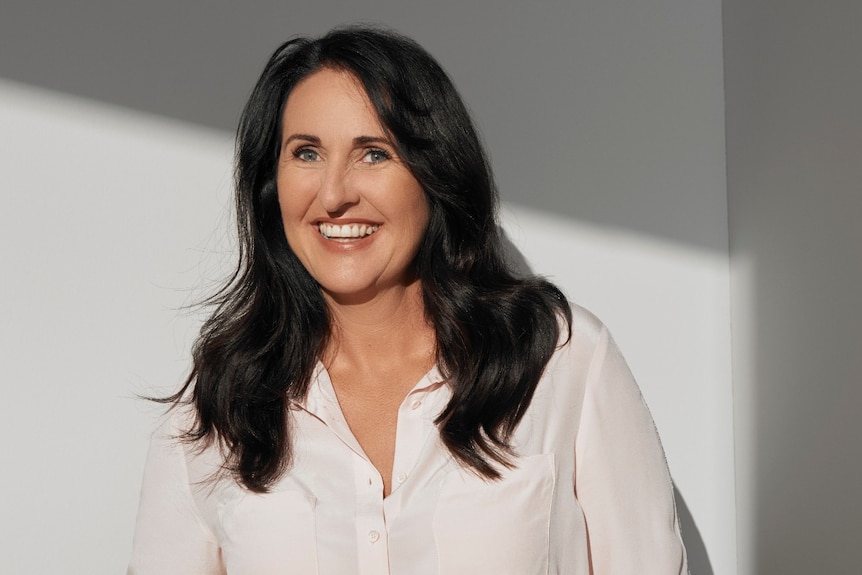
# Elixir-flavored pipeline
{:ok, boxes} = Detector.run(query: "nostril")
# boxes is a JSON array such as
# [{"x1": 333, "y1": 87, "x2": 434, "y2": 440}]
[{"x1": 318, "y1": 180, "x2": 359, "y2": 212}]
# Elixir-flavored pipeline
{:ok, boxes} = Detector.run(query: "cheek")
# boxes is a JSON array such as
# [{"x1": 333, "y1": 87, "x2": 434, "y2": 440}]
[
  {"x1": 278, "y1": 196, "x2": 301, "y2": 225},
  {"x1": 276, "y1": 174, "x2": 314, "y2": 225},
  {"x1": 276, "y1": 195, "x2": 312, "y2": 258},
  {"x1": 406, "y1": 190, "x2": 431, "y2": 235},
  {"x1": 388, "y1": 175, "x2": 429, "y2": 230}
]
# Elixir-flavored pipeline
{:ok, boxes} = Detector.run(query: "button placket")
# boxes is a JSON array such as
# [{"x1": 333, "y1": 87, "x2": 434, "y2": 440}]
[
  {"x1": 389, "y1": 389, "x2": 431, "y2": 496},
  {"x1": 353, "y1": 455, "x2": 389, "y2": 574}
]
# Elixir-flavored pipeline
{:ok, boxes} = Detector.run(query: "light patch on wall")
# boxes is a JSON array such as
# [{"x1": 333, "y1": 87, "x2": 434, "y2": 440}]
[{"x1": 0, "y1": 79, "x2": 234, "y2": 573}]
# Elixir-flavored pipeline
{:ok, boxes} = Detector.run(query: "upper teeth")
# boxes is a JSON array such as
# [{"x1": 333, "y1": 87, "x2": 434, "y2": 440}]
[{"x1": 319, "y1": 223, "x2": 380, "y2": 239}]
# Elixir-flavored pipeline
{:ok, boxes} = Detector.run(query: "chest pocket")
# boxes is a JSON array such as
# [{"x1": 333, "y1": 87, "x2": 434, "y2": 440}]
[
  {"x1": 432, "y1": 453, "x2": 555, "y2": 575},
  {"x1": 219, "y1": 490, "x2": 318, "y2": 575}
]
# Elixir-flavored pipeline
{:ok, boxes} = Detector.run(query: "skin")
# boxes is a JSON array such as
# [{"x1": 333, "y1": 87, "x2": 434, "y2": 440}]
[{"x1": 277, "y1": 68, "x2": 436, "y2": 496}]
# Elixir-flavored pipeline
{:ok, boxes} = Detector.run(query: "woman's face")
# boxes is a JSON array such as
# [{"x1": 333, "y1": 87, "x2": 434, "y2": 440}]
[{"x1": 276, "y1": 68, "x2": 429, "y2": 304}]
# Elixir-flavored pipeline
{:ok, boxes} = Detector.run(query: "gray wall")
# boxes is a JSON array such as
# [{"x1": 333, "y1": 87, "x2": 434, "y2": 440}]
[
  {"x1": 0, "y1": 0, "x2": 729, "y2": 252},
  {"x1": 724, "y1": 1, "x2": 862, "y2": 573}
]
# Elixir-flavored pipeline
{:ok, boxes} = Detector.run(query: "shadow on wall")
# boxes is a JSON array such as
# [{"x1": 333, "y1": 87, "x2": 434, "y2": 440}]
[
  {"x1": 501, "y1": 228, "x2": 714, "y2": 574},
  {"x1": 675, "y1": 486, "x2": 714, "y2": 575}
]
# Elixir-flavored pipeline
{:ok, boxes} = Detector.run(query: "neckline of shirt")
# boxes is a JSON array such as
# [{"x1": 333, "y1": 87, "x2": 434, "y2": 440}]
[{"x1": 291, "y1": 361, "x2": 448, "y2": 417}]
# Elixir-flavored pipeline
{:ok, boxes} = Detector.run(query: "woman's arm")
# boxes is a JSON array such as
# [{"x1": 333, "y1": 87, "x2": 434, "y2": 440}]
[
  {"x1": 127, "y1": 413, "x2": 224, "y2": 575},
  {"x1": 574, "y1": 326, "x2": 688, "y2": 574}
]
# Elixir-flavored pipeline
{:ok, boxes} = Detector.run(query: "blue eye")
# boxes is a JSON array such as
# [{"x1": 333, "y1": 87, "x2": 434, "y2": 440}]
[
  {"x1": 363, "y1": 149, "x2": 391, "y2": 164},
  {"x1": 295, "y1": 148, "x2": 319, "y2": 162}
]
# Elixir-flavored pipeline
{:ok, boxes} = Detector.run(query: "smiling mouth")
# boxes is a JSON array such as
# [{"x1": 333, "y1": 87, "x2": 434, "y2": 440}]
[{"x1": 318, "y1": 222, "x2": 380, "y2": 240}]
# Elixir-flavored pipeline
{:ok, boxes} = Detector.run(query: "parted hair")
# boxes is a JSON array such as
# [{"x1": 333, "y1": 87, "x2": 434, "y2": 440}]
[{"x1": 168, "y1": 25, "x2": 572, "y2": 492}]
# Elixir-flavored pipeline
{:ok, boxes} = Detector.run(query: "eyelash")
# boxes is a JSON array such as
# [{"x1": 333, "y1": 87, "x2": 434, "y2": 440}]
[
  {"x1": 363, "y1": 148, "x2": 391, "y2": 164},
  {"x1": 290, "y1": 146, "x2": 392, "y2": 164},
  {"x1": 293, "y1": 147, "x2": 319, "y2": 162}
]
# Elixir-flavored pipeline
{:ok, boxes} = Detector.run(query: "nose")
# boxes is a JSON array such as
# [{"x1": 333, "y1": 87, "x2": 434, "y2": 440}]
[{"x1": 317, "y1": 163, "x2": 359, "y2": 214}]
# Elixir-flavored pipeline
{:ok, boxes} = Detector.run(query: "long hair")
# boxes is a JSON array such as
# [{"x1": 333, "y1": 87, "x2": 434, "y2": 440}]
[{"x1": 168, "y1": 25, "x2": 572, "y2": 492}]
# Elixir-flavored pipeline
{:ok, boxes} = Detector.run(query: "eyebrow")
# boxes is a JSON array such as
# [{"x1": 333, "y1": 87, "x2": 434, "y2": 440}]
[
  {"x1": 282, "y1": 134, "x2": 393, "y2": 147},
  {"x1": 353, "y1": 136, "x2": 392, "y2": 146},
  {"x1": 283, "y1": 134, "x2": 320, "y2": 146}
]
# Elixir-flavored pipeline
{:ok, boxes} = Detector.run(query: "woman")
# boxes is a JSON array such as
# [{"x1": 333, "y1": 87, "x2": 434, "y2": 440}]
[{"x1": 129, "y1": 26, "x2": 687, "y2": 574}]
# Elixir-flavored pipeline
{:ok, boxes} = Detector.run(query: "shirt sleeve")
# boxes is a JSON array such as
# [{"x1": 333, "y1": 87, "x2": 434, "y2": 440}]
[
  {"x1": 574, "y1": 326, "x2": 688, "y2": 574},
  {"x1": 127, "y1": 413, "x2": 225, "y2": 575}
]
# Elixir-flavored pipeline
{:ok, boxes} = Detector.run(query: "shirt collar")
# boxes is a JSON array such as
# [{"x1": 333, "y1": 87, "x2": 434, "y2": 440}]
[{"x1": 290, "y1": 361, "x2": 448, "y2": 417}]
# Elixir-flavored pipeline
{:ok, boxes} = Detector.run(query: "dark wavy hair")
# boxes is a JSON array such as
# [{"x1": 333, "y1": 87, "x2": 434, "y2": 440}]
[{"x1": 167, "y1": 25, "x2": 572, "y2": 492}]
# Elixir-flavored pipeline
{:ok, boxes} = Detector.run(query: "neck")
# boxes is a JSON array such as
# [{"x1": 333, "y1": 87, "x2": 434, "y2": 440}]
[{"x1": 322, "y1": 278, "x2": 436, "y2": 373}]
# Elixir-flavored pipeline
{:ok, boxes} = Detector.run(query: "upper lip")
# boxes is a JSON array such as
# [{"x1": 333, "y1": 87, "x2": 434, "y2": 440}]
[{"x1": 313, "y1": 218, "x2": 382, "y2": 226}]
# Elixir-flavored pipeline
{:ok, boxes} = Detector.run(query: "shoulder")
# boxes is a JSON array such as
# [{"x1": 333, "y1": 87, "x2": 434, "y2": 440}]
[
  {"x1": 511, "y1": 302, "x2": 615, "y2": 453},
  {"x1": 147, "y1": 405, "x2": 229, "y2": 489},
  {"x1": 526, "y1": 303, "x2": 610, "y2": 409},
  {"x1": 534, "y1": 301, "x2": 641, "y2": 420},
  {"x1": 548, "y1": 302, "x2": 611, "y2": 370},
  {"x1": 567, "y1": 302, "x2": 607, "y2": 340}
]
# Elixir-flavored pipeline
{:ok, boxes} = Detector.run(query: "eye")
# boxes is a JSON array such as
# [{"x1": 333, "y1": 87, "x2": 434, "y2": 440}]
[
  {"x1": 294, "y1": 147, "x2": 320, "y2": 162},
  {"x1": 362, "y1": 148, "x2": 392, "y2": 164}
]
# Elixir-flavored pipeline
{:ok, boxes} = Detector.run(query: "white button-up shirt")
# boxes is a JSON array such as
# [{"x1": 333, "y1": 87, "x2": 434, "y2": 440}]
[{"x1": 128, "y1": 305, "x2": 688, "y2": 574}]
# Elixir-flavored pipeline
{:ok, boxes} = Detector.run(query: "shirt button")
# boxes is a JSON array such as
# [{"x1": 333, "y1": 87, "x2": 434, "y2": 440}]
[
  {"x1": 368, "y1": 530, "x2": 380, "y2": 543},
  {"x1": 397, "y1": 473, "x2": 407, "y2": 484},
  {"x1": 410, "y1": 399, "x2": 422, "y2": 410}
]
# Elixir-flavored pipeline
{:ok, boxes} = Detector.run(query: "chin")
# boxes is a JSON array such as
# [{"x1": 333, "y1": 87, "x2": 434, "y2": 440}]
[
  {"x1": 319, "y1": 275, "x2": 421, "y2": 306},
  {"x1": 321, "y1": 286, "x2": 382, "y2": 306}
]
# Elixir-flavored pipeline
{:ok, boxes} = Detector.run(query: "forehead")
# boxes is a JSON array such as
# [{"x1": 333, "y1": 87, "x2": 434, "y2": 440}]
[{"x1": 282, "y1": 68, "x2": 384, "y2": 134}]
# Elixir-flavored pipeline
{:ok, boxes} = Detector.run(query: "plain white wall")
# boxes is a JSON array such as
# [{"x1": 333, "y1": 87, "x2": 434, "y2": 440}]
[
  {"x1": 724, "y1": 1, "x2": 862, "y2": 573},
  {"x1": 0, "y1": 2, "x2": 735, "y2": 573},
  {"x1": 0, "y1": 81, "x2": 234, "y2": 574}
]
